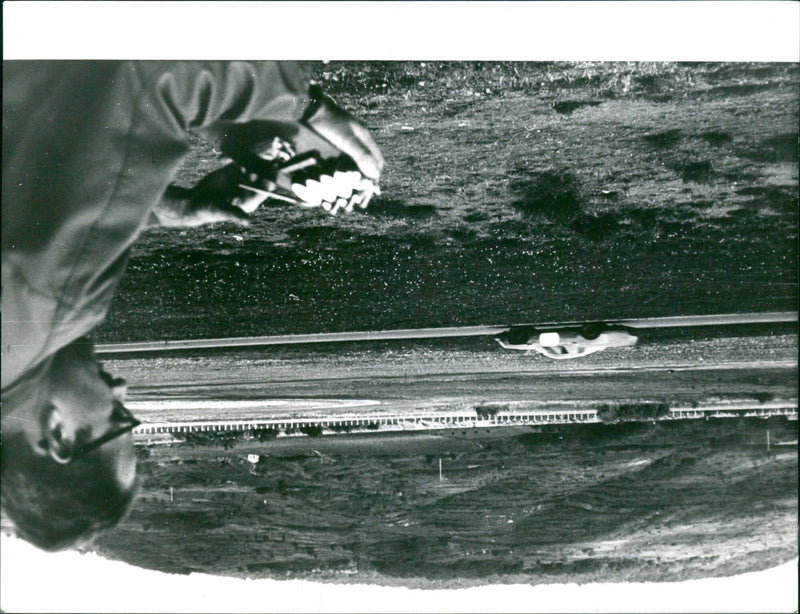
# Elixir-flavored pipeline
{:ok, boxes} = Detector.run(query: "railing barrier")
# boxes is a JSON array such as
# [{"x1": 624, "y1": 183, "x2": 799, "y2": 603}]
[{"x1": 133, "y1": 404, "x2": 796, "y2": 437}]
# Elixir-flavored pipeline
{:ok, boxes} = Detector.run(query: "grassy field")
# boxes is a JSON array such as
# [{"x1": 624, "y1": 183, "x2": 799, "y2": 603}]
[
  {"x1": 97, "y1": 62, "x2": 798, "y2": 342},
  {"x1": 91, "y1": 417, "x2": 797, "y2": 586}
]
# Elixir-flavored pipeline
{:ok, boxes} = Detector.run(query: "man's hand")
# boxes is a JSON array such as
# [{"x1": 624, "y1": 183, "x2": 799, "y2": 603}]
[
  {"x1": 162, "y1": 85, "x2": 384, "y2": 220},
  {"x1": 302, "y1": 85, "x2": 385, "y2": 183},
  {"x1": 151, "y1": 164, "x2": 267, "y2": 228},
  {"x1": 216, "y1": 86, "x2": 384, "y2": 214}
]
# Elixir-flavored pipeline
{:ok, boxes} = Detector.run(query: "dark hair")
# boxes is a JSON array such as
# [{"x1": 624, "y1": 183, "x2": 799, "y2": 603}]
[{"x1": 0, "y1": 431, "x2": 138, "y2": 551}]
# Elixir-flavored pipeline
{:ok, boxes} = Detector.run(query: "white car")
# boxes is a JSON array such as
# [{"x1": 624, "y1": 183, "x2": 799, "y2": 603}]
[{"x1": 495, "y1": 324, "x2": 638, "y2": 359}]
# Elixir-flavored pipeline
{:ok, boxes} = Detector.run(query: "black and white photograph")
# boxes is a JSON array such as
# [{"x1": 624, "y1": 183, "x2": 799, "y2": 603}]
[{"x1": 1, "y1": 3, "x2": 798, "y2": 612}]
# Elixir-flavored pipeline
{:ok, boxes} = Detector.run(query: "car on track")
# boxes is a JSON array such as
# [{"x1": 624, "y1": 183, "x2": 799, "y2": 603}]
[{"x1": 495, "y1": 324, "x2": 638, "y2": 359}]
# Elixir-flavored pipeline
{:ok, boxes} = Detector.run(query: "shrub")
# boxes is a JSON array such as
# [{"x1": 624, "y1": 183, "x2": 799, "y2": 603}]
[
  {"x1": 300, "y1": 425, "x2": 323, "y2": 438},
  {"x1": 596, "y1": 402, "x2": 669, "y2": 423},
  {"x1": 249, "y1": 428, "x2": 279, "y2": 442},
  {"x1": 134, "y1": 445, "x2": 151, "y2": 460},
  {"x1": 511, "y1": 169, "x2": 584, "y2": 222},
  {"x1": 328, "y1": 423, "x2": 353, "y2": 433},
  {"x1": 181, "y1": 430, "x2": 244, "y2": 449},
  {"x1": 475, "y1": 404, "x2": 502, "y2": 420}
]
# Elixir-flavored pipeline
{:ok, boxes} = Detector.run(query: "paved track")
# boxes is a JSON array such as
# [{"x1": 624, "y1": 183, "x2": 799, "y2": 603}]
[{"x1": 96, "y1": 311, "x2": 797, "y2": 355}]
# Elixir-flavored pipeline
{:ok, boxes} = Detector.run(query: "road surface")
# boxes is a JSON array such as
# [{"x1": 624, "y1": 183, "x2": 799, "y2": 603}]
[
  {"x1": 105, "y1": 329, "x2": 798, "y2": 428},
  {"x1": 96, "y1": 311, "x2": 797, "y2": 355}
]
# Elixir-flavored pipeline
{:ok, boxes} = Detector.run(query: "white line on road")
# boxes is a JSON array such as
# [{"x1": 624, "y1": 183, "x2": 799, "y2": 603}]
[
  {"x1": 542, "y1": 359, "x2": 798, "y2": 376},
  {"x1": 126, "y1": 399, "x2": 380, "y2": 411}
]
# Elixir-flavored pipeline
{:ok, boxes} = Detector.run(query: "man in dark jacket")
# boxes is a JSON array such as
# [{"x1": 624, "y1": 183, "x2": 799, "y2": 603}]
[{"x1": 1, "y1": 61, "x2": 384, "y2": 551}]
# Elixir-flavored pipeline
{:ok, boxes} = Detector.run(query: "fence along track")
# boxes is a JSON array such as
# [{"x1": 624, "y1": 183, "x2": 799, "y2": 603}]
[{"x1": 133, "y1": 403, "x2": 797, "y2": 437}]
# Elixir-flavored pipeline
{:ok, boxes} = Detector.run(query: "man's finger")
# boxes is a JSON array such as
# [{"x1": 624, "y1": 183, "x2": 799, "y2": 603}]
[{"x1": 234, "y1": 186, "x2": 270, "y2": 213}]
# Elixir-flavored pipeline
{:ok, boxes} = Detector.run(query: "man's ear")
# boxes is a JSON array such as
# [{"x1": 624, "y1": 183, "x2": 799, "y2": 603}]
[{"x1": 42, "y1": 405, "x2": 75, "y2": 464}]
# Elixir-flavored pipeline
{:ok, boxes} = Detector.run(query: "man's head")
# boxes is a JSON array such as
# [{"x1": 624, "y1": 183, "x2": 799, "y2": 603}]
[{"x1": 0, "y1": 339, "x2": 140, "y2": 551}]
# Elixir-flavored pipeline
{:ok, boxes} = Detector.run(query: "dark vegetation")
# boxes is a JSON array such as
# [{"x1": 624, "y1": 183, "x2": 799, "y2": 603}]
[
  {"x1": 552, "y1": 100, "x2": 603, "y2": 115},
  {"x1": 299, "y1": 425, "x2": 323, "y2": 438},
  {"x1": 177, "y1": 423, "x2": 393, "y2": 447},
  {"x1": 677, "y1": 161, "x2": 713, "y2": 183},
  {"x1": 643, "y1": 129, "x2": 683, "y2": 149},
  {"x1": 511, "y1": 169, "x2": 584, "y2": 222},
  {"x1": 183, "y1": 428, "x2": 279, "y2": 449},
  {"x1": 474, "y1": 403, "x2": 503, "y2": 420},
  {"x1": 596, "y1": 402, "x2": 670, "y2": 424}
]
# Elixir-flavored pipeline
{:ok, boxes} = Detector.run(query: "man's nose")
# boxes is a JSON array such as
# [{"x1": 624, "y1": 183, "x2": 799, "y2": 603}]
[{"x1": 111, "y1": 379, "x2": 127, "y2": 401}]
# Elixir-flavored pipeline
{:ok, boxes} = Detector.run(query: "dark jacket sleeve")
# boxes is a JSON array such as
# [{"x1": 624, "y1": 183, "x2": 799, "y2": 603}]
[
  {"x1": 1, "y1": 61, "x2": 310, "y2": 389},
  {"x1": 137, "y1": 61, "x2": 311, "y2": 141}
]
